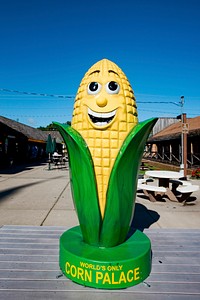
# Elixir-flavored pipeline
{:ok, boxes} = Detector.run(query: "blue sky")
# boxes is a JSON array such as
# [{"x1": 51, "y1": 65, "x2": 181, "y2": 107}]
[{"x1": 0, "y1": 0, "x2": 199, "y2": 127}]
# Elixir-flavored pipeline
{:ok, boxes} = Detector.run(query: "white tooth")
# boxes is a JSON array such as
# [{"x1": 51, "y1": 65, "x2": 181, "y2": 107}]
[
  {"x1": 96, "y1": 122, "x2": 108, "y2": 126},
  {"x1": 88, "y1": 108, "x2": 116, "y2": 118},
  {"x1": 88, "y1": 108, "x2": 101, "y2": 118},
  {"x1": 101, "y1": 110, "x2": 116, "y2": 118}
]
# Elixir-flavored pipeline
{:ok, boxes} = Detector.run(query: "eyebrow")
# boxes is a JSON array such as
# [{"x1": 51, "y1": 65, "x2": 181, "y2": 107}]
[
  {"x1": 108, "y1": 70, "x2": 119, "y2": 76},
  {"x1": 89, "y1": 70, "x2": 100, "y2": 76},
  {"x1": 89, "y1": 69, "x2": 119, "y2": 76}
]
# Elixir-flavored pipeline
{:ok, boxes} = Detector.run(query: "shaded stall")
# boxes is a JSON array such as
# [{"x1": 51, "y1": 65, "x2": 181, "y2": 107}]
[
  {"x1": 0, "y1": 116, "x2": 63, "y2": 168},
  {"x1": 144, "y1": 116, "x2": 200, "y2": 168}
]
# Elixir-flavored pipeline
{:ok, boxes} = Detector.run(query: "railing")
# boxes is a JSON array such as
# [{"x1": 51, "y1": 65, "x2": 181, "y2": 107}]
[
  {"x1": 171, "y1": 153, "x2": 180, "y2": 163},
  {"x1": 143, "y1": 151, "x2": 200, "y2": 167},
  {"x1": 187, "y1": 154, "x2": 200, "y2": 167}
]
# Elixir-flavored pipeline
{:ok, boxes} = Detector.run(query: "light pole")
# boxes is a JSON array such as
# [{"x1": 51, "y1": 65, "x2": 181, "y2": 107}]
[
  {"x1": 180, "y1": 96, "x2": 184, "y2": 171},
  {"x1": 180, "y1": 96, "x2": 188, "y2": 178}
]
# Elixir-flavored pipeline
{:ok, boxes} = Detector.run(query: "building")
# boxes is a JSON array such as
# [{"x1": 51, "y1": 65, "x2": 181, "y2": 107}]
[
  {"x1": 151, "y1": 117, "x2": 179, "y2": 135},
  {"x1": 0, "y1": 116, "x2": 63, "y2": 168},
  {"x1": 145, "y1": 116, "x2": 200, "y2": 168}
]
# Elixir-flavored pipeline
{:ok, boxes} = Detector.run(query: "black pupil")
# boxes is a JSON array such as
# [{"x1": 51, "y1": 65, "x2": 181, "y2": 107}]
[
  {"x1": 89, "y1": 82, "x2": 98, "y2": 92},
  {"x1": 108, "y1": 81, "x2": 118, "y2": 91}
]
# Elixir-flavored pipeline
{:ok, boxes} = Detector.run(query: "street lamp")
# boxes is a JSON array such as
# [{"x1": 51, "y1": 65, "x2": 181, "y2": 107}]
[
  {"x1": 180, "y1": 96, "x2": 188, "y2": 178},
  {"x1": 180, "y1": 96, "x2": 184, "y2": 171}
]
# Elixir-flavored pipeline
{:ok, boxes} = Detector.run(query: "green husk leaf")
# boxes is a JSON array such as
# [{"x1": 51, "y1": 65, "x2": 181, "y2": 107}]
[
  {"x1": 99, "y1": 118, "x2": 158, "y2": 247},
  {"x1": 53, "y1": 122, "x2": 101, "y2": 245}
]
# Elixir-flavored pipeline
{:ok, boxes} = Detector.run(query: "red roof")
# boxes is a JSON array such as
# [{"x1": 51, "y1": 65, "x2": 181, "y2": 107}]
[{"x1": 149, "y1": 116, "x2": 200, "y2": 141}]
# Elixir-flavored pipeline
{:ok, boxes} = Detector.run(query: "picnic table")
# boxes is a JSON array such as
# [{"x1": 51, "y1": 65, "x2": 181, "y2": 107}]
[
  {"x1": 144, "y1": 170, "x2": 199, "y2": 202},
  {"x1": 52, "y1": 152, "x2": 62, "y2": 165},
  {"x1": 145, "y1": 170, "x2": 181, "y2": 188},
  {"x1": 0, "y1": 225, "x2": 200, "y2": 299},
  {"x1": 139, "y1": 170, "x2": 181, "y2": 201}
]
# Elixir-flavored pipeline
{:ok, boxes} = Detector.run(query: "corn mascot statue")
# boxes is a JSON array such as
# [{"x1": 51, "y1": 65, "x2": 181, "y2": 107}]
[{"x1": 54, "y1": 59, "x2": 157, "y2": 289}]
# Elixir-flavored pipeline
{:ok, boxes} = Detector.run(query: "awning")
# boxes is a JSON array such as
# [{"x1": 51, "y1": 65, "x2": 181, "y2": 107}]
[{"x1": 28, "y1": 138, "x2": 46, "y2": 143}]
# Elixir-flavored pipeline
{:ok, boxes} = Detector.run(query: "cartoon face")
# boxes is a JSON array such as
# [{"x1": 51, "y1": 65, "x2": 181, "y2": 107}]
[
  {"x1": 72, "y1": 59, "x2": 138, "y2": 131},
  {"x1": 86, "y1": 70, "x2": 124, "y2": 129}
]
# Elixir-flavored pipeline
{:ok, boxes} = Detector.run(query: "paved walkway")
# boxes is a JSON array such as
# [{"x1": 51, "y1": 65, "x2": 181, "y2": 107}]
[{"x1": 0, "y1": 163, "x2": 200, "y2": 229}]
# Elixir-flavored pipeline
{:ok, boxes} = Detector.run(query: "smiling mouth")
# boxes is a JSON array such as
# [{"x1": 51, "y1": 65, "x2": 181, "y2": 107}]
[{"x1": 88, "y1": 108, "x2": 116, "y2": 126}]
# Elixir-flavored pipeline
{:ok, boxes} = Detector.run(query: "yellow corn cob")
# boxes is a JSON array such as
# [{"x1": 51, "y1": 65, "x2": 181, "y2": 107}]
[{"x1": 71, "y1": 59, "x2": 138, "y2": 218}]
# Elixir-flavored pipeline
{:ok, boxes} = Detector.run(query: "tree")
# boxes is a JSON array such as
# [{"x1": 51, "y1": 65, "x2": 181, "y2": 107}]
[
  {"x1": 37, "y1": 121, "x2": 71, "y2": 131},
  {"x1": 37, "y1": 123, "x2": 57, "y2": 131}
]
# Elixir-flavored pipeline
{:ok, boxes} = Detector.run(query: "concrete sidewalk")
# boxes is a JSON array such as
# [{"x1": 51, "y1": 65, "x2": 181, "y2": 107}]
[{"x1": 0, "y1": 163, "x2": 200, "y2": 229}]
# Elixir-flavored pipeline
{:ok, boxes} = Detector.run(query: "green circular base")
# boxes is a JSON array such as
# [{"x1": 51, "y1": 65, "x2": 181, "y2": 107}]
[{"x1": 59, "y1": 226, "x2": 151, "y2": 289}]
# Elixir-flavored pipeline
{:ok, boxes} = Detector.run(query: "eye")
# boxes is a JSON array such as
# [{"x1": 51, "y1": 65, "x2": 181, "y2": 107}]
[
  {"x1": 106, "y1": 81, "x2": 120, "y2": 94},
  {"x1": 87, "y1": 82, "x2": 102, "y2": 94}
]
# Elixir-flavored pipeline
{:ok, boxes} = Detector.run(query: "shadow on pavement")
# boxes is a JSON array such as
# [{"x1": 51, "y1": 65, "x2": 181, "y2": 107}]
[
  {"x1": 0, "y1": 182, "x2": 40, "y2": 202},
  {"x1": 130, "y1": 203, "x2": 160, "y2": 233},
  {"x1": 0, "y1": 162, "x2": 47, "y2": 175},
  {"x1": 0, "y1": 175, "x2": 66, "y2": 203}
]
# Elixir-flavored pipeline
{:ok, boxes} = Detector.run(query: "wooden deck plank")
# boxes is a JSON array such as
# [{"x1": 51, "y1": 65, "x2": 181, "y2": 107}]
[
  {"x1": 0, "y1": 261, "x2": 59, "y2": 270},
  {"x1": 2, "y1": 248, "x2": 200, "y2": 258},
  {"x1": 0, "y1": 225, "x2": 67, "y2": 231},
  {"x1": 0, "y1": 238, "x2": 58, "y2": 244},
  {"x1": 152, "y1": 251, "x2": 200, "y2": 258},
  {"x1": 151, "y1": 264, "x2": 200, "y2": 273},
  {"x1": 1, "y1": 234, "x2": 199, "y2": 244},
  {"x1": 0, "y1": 248, "x2": 58, "y2": 256},
  {"x1": 1, "y1": 244, "x2": 200, "y2": 253},
  {"x1": 0, "y1": 233, "x2": 61, "y2": 239},
  {"x1": 0, "y1": 291, "x2": 199, "y2": 300},
  {"x1": 1, "y1": 225, "x2": 200, "y2": 234},
  {"x1": 0, "y1": 226, "x2": 200, "y2": 299},
  {"x1": 0, "y1": 270, "x2": 199, "y2": 282},
  {"x1": 0, "y1": 261, "x2": 199, "y2": 274},
  {"x1": 0, "y1": 243, "x2": 58, "y2": 250},
  {"x1": 0, "y1": 279, "x2": 200, "y2": 293},
  {"x1": 0, "y1": 253, "x2": 200, "y2": 265},
  {"x1": 0, "y1": 270, "x2": 61, "y2": 280},
  {"x1": 0, "y1": 254, "x2": 58, "y2": 262},
  {"x1": 153, "y1": 256, "x2": 200, "y2": 264}
]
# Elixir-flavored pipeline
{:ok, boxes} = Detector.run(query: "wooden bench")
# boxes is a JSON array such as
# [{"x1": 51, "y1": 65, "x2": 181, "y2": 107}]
[
  {"x1": 170, "y1": 179, "x2": 192, "y2": 186},
  {"x1": 138, "y1": 178, "x2": 147, "y2": 184},
  {"x1": 176, "y1": 184, "x2": 199, "y2": 202},
  {"x1": 170, "y1": 179, "x2": 192, "y2": 194},
  {"x1": 137, "y1": 182, "x2": 167, "y2": 202},
  {"x1": 138, "y1": 178, "x2": 154, "y2": 185}
]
